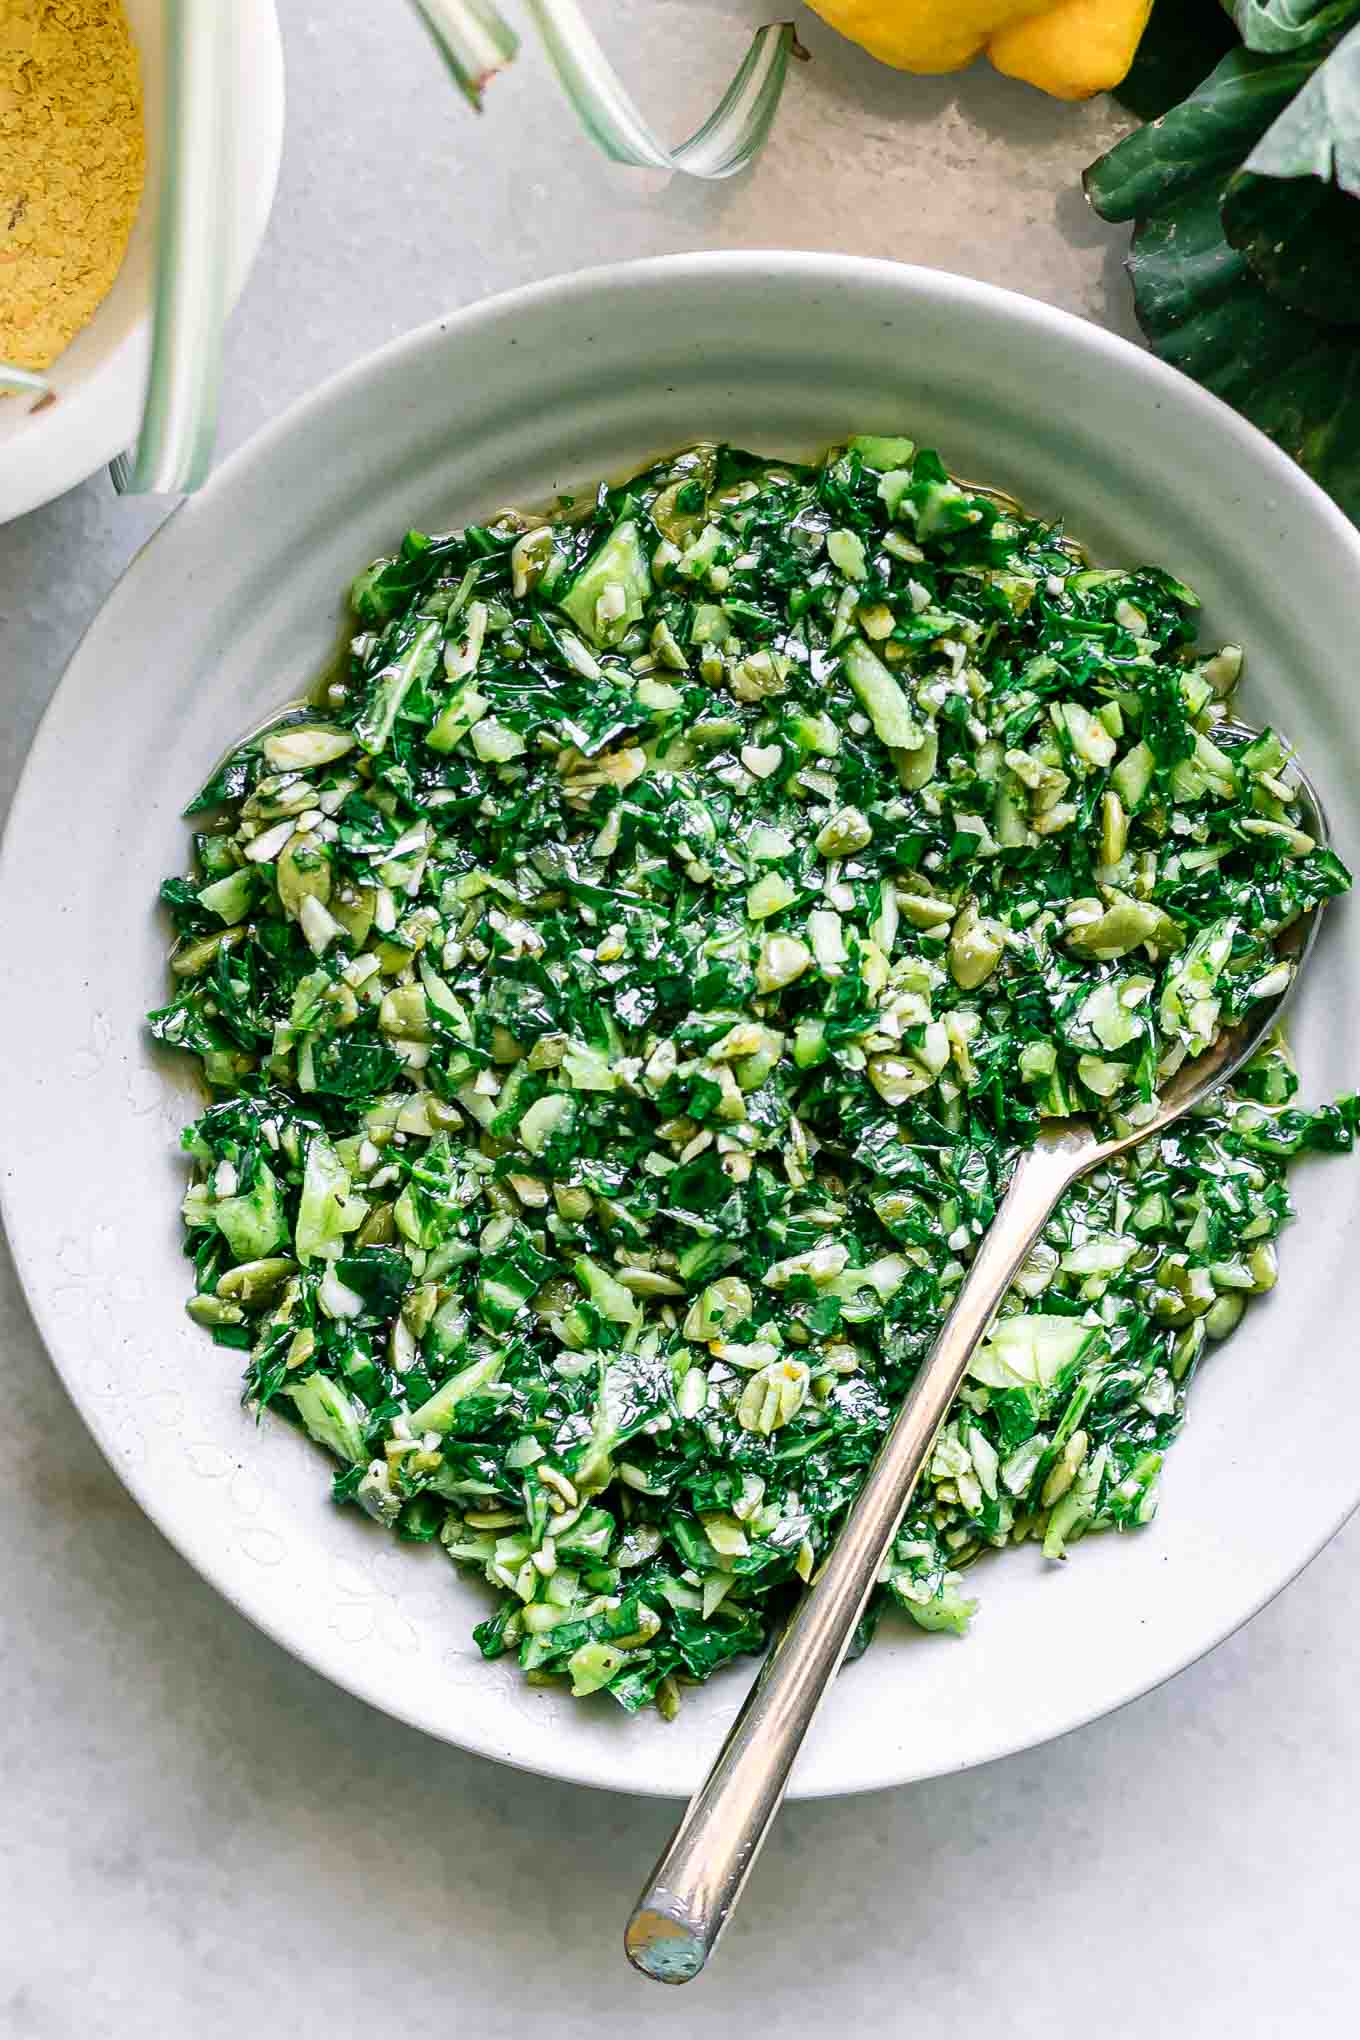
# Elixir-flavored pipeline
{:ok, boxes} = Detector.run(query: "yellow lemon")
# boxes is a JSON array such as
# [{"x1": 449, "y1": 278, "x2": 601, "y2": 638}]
[
  {"x1": 988, "y1": 0, "x2": 1155, "y2": 99},
  {"x1": 805, "y1": 1, "x2": 1056, "y2": 76}
]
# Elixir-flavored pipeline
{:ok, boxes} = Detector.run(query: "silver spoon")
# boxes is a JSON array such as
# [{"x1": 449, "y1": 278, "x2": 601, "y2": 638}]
[{"x1": 626, "y1": 721, "x2": 1331, "y2": 1985}]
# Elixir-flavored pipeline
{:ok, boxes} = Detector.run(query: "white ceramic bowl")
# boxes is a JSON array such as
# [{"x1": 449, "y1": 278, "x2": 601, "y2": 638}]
[
  {"x1": 4, "y1": 254, "x2": 1359, "y2": 1799},
  {"x1": 0, "y1": 0, "x2": 285, "y2": 524}
]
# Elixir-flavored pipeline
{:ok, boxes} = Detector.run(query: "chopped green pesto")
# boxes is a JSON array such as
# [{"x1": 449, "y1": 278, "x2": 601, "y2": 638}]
[{"x1": 152, "y1": 436, "x2": 1356, "y2": 1715}]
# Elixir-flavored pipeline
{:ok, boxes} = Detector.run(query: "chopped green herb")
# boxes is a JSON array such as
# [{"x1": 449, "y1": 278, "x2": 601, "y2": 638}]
[{"x1": 151, "y1": 437, "x2": 1355, "y2": 1717}]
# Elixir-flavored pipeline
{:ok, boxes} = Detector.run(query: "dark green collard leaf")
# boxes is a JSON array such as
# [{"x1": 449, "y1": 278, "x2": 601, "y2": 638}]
[
  {"x1": 1222, "y1": 167, "x2": 1360, "y2": 319},
  {"x1": 184, "y1": 740, "x2": 260, "y2": 816},
  {"x1": 1086, "y1": 47, "x2": 1315, "y2": 220},
  {"x1": 396, "y1": 1493, "x2": 446, "y2": 1542},
  {"x1": 1109, "y1": 13, "x2": 1360, "y2": 330},
  {"x1": 1088, "y1": 27, "x2": 1360, "y2": 516},
  {"x1": 1227, "y1": 0, "x2": 1360, "y2": 54},
  {"x1": 351, "y1": 531, "x2": 443, "y2": 627},
  {"x1": 1115, "y1": 0, "x2": 1238, "y2": 121},
  {"x1": 1125, "y1": 172, "x2": 1360, "y2": 514},
  {"x1": 306, "y1": 1033, "x2": 404, "y2": 1101},
  {"x1": 333, "y1": 1248, "x2": 410, "y2": 1320},
  {"x1": 1243, "y1": 17, "x2": 1360, "y2": 188}
]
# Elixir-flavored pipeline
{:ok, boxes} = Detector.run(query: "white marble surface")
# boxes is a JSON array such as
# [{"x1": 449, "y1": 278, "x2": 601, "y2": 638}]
[{"x1": 3, "y1": 6, "x2": 1358, "y2": 2034}]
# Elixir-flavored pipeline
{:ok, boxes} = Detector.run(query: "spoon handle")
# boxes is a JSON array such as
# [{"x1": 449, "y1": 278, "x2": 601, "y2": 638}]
[{"x1": 624, "y1": 1136, "x2": 1081, "y2": 1985}]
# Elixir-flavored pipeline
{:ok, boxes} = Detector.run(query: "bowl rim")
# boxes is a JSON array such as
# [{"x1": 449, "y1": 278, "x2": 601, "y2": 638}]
[{"x1": 7, "y1": 249, "x2": 1360, "y2": 1799}]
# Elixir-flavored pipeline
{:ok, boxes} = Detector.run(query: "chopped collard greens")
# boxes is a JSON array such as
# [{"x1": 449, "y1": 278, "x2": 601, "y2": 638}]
[{"x1": 152, "y1": 435, "x2": 1357, "y2": 1715}]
